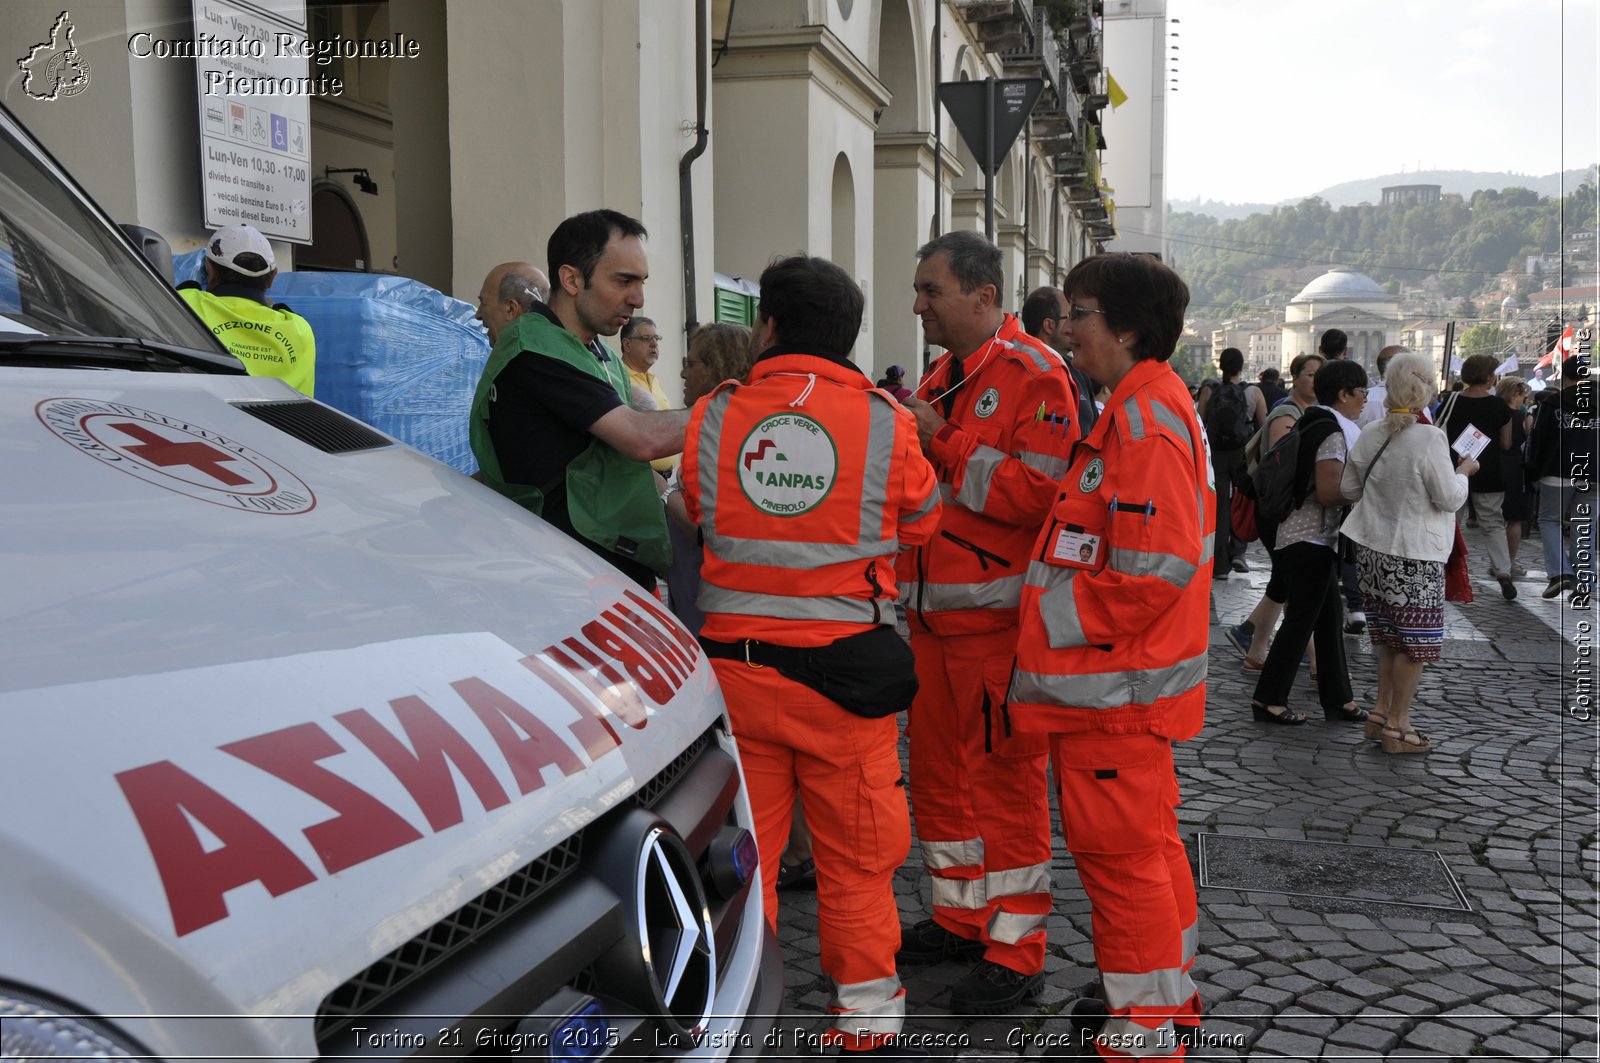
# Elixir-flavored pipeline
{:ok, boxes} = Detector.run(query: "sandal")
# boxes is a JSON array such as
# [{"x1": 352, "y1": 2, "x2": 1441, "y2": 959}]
[
  {"x1": 1380, "y1": 727, "x2": 1431, "y2": 755},
  {"x1": 1363, "y1": 711, "x2": 1388, "y2": 740},
  {"x1": 1242, "y1": 655, "x2": 1266, "y2": 671},
  {"x1": 1251, "y1": 700, "x2": 1307, "y2": 726},
  {"x1": 776, "y1": 856, "x2": 816, "y2": 892},
  {"x1": 1324, "y1": 702, "x2": 1366, "y2": 723}
]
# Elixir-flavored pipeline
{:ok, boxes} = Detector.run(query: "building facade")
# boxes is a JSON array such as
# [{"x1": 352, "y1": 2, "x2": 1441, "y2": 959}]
[
  {"x1": 2, "y1": 0, "x2": 1118, "y2": 391},
  {"x1": 1281, "y1": 267, "x2": 1402, "y2": 371}
]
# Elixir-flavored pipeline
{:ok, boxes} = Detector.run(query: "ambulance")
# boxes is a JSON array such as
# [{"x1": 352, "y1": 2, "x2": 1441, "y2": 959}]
[{"x1": 0, "y1": 103, "x2": 781, "y2": 1059}]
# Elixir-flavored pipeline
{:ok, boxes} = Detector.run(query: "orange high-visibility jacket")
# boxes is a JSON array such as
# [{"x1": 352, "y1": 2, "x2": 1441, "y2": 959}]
[
  {"x1": 895, "y1": 314, "x2": 1080, "y2": 637},
  {"x1": 1009, "y1": 357, "x2": 1214, "y2": 739},
  {"x1": 684, "y1": 351, "x2": 941, "y2": 647}
]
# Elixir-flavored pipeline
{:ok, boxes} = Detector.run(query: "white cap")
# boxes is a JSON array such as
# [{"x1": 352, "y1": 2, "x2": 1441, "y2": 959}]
[{"x1": 205, "y1": 224, "x2": 276, "y2": 277}]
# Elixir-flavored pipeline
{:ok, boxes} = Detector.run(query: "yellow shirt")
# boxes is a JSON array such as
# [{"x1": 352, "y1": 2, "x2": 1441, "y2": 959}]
[
  {"x1": 627, "y1": 364, "x2": 679, "y2": 473},
  {"x1": 178, "y1": 286, "x2": 316, "y2": 397}
]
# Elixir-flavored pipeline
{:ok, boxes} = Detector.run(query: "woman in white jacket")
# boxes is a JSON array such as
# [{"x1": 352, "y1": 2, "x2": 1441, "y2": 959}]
[{"x1": 1340, "y1": 351, "x2": 1478, "y2": 754}]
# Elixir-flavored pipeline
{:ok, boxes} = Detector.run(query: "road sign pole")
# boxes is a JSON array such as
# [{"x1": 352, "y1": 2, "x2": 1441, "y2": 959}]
[{"x1": 984, "y1": 76, "x2": 996, "y2": 241}]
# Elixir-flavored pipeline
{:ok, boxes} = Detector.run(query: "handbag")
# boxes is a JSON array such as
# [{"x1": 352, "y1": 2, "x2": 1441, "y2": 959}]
[
  {"x1": 1445, "y1": 524, "x2": 1473, "y2": 603},
  {"x1": 1230, "y1": 490, "x2": 1259, "y2": 543}
]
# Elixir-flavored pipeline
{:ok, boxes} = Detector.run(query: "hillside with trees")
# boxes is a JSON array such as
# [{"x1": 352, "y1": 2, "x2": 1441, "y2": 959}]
[{"x1": 1168, "y1": 173, "x2": 1597, "y2": 318}]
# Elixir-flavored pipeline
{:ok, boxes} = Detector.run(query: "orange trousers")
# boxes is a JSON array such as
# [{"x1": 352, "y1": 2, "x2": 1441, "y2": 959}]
[
  {"x1": 713, "y1": 660, "x2": 911, "y2": 1047},
  {"x1": 907, "y1": 627, "x2": 1052, "y2": 974},
  {"x1": 1051, "y1": 732, "x2": 1201, "y2": 1060}
]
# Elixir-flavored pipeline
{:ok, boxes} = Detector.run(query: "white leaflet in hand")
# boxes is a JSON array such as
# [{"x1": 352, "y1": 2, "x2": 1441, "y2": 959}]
[{"x1": 1452, "y1": 423, "x2": 1491, "y2": 462}]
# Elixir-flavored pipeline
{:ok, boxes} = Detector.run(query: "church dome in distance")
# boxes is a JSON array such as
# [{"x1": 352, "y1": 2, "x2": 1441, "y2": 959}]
[{"x1": 1289, "y1": 268, "x2": 1390, "y2": 304}]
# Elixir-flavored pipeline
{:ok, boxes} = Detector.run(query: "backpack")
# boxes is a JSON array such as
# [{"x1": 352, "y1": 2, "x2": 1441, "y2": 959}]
[
  {"x1": 1205, "y1": 380, "x2": 1252, "y2": 449},
  {"x1": 1252, "y1": 408, "x2": 1340, "y2": 523},
  {"x1": 1251, "y1": 420, "x2": 1304, "y2": 523}
]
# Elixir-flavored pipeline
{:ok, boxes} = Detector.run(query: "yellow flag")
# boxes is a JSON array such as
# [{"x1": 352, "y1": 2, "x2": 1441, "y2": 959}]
[{"x1": 1107, "y1": 72, "x2": 1128, "y2": 109}]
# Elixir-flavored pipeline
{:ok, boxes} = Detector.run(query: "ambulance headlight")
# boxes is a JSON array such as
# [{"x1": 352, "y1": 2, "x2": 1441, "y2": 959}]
[{"x1": 0, "y1": 989, "x2": 149, "y2": 1059}]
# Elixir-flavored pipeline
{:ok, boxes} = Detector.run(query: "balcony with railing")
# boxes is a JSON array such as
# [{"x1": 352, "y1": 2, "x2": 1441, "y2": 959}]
[{"x1": 956, "y1": 0, "x2": 1036, "y2": 52}]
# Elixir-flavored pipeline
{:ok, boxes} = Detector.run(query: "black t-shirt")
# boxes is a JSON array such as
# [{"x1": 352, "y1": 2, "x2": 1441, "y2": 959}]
[
  {"x1": 486, "y1": 310, "x2": 654, "y2": 586},
  {"x1": 1442, "y1": 393, "x2": 1511, "y2": 493}
]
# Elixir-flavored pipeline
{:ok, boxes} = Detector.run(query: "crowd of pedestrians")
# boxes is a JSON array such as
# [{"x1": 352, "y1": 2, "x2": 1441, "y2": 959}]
[{"x1": 1210, "y1": 329, "x2": 1593, "y2": 758}]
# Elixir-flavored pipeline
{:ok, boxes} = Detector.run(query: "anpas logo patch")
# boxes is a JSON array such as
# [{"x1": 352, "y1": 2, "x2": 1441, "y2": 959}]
[{"x1": 737, "y1": 413, "x2": 838, "y2": 517}]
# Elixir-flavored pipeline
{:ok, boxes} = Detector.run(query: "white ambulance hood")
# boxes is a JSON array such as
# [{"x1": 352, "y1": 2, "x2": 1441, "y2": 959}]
[{"x1": 0, "y1": 369, "x2": 722, "y2": 1053}]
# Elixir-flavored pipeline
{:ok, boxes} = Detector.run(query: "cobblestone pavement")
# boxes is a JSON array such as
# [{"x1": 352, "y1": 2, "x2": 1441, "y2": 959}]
[{"x1": 772, "y1": 520, "x2": 1599, "y2": 1059}]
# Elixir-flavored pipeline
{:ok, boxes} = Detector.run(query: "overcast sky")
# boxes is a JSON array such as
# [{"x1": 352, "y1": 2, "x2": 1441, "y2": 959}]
[{"x1": 1163, "y1": 0, "x2": 1600, "y2": 205}]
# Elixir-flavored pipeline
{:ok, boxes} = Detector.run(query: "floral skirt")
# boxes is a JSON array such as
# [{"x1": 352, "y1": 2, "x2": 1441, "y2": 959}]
[{"x1": 1354, "y1": 543, "x2": 1445, "y2": 662}]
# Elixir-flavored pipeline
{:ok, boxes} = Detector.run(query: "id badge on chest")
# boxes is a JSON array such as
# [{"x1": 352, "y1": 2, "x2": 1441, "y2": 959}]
[{"x1": 1048, "y1": 524, "x2": 1103, "y2": 570}]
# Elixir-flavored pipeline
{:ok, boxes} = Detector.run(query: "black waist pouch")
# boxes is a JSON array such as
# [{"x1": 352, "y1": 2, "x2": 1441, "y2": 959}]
[{"x1": 700, "y1": 626, "x2": 918, "y2": 718}]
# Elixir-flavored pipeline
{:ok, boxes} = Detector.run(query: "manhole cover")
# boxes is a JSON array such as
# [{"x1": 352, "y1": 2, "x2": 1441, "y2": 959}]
[{"x1": 1195, "y1": 833, "x2": 1471, "y2": 912}]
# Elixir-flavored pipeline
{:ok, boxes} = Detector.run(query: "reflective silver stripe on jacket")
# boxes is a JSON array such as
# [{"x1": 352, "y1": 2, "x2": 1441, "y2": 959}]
[
  {"x1": 1198, "y1": 532, "x2": 1215, "y2": 567},
  {"x1": 1181, "y1": 920, "x2": 1199, "y2": 966},
  {"x1": 898, "y1": 574, "x2": 1026, "y2": 613},
  {"x1": 1026, "y1": 560, "x2": 1086, "y2": 649},
  {"x1": 1011, "y1": 651, "x2": 1208, "y2": 710},
  {"x1": 697, "y1": 388, "x2": 901, "y2": 568},
  {"x1": 921, "y1": 837, "x2": 983, "y2": 871},
  {"x1": 905, "y1": 486, "x2": 940, "y2": 524},
  {"x1": 1108, "y1": 547, "x2": 1198, "y2": 590},
  {"x1": 988, "y1": 909, "x2": 1049, "y2": 946},
  {"x1": 1147, "y1": 400, "x2": 1195, "y2": 456},
  {"x1": 699, "y1": 582, "x2": 886, "y2": 623},
  {"x1": 831, "y1": 976, "x2": 905, "y2": 1035},
  {"x1": 955, "y1": 444, "x2": 1007, "y2": 512},
  {"x1": 1018, "y1": 449, "x2": 1073, "y2": 481},
  {"x1": 1007, "y1": 335, "x2": 1058, "y2": 374}
]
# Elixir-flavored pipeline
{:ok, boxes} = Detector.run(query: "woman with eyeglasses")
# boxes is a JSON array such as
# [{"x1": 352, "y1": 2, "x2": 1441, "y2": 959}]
[
  {"x1": 1226, "y1": 352, "x2": 1326, "y2": 669},
  {"x1": 1249, "y1": 359, "x2": 1369, "y2": 725},
  {"x1": 1006, "y1": 253, "x2": 1210, "y2": 1057}
]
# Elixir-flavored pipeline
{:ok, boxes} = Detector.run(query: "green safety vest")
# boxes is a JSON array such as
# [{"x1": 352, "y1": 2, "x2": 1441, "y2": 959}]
[
  {"x1": 469, "y1": 312, "x2": 672, "y2": 574},
  {"x1": 177, "y1": 287, "x2": 316, "y2": 397}
]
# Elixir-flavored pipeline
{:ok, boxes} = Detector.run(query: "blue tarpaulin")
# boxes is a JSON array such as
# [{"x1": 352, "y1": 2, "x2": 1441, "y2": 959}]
[{"x1": 175, "y1": 251, "x2": 489, "y2": 472}]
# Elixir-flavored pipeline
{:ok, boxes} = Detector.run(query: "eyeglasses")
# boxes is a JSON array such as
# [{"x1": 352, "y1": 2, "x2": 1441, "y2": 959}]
[
  {"x1": 1067, "y1": 304, "x2": 1107, "y2": 322},
  {"x1": 627, "y1": 334, "x2": 662, "y2": 344},
  {"x1": 522, "y1": 286, "x2": 548, "y2": 304}
]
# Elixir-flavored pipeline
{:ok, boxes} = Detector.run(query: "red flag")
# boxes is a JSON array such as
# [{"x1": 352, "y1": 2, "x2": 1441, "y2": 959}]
[{"x1": 1536, "y1": 326, "x2": 1573, "y2": 371}]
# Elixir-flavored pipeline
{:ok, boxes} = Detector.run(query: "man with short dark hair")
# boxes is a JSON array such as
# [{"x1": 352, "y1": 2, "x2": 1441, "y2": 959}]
[
  {"x1": 469, "y1": 209, "x2": 687, "y2": 588},
  {"x1": 1319, "y1": 328, "x2": 1350, "y2": 360},
  {"x1": 1198, "y1": 347, "x2": 1267, "y2": 577},
  {"x1": 682, "y1": 254, "x2": 940, "y2": 1054},
  {"x1": 894, "y1": 230, "x2": 1080, "y2": 1014},
  {"x1": 473, "y1": 261, "x2": 550, "y2": 346},
  {"x1": 1257, "y1": 367, "x2": 1288, "y2": 409},
  {"x1": 177, "y1": 223, "x2": 316, "y2": 396},
  {"x1": 1022, "y1": 285, "x2": 1100, "y2": 435}
]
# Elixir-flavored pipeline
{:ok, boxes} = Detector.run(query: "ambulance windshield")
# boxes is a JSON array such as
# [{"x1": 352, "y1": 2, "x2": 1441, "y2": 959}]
[{"x1": 0, "y1": 107, "x2": 222, "y2": 353}]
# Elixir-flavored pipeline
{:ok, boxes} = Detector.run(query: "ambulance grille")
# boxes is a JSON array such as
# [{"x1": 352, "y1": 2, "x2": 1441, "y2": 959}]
[
  {"x1": 233, "y1": 399, "x2": 392, "y2": 453},
  {"x1": 313, "y1": 727, "x2": 718, "y2": 1049}
]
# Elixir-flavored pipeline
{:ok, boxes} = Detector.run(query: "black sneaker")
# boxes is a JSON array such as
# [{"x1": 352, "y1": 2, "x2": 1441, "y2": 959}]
[
  {"x1": 948, "y1": 959, "x2": 1043, "y2": 1014},
  {"x1": 1499, "y1": 575, "x2": 1519, "y2": 600},
  {"x1": 895, "y1": 918, "x2": 983, "y2": 966},
  {"x1": 1230, "y1": 556, "x2": 1249, "y2": 573},
  {"x1": 1544, "y1": 574, "x2": 1574, "y2": 599}
]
